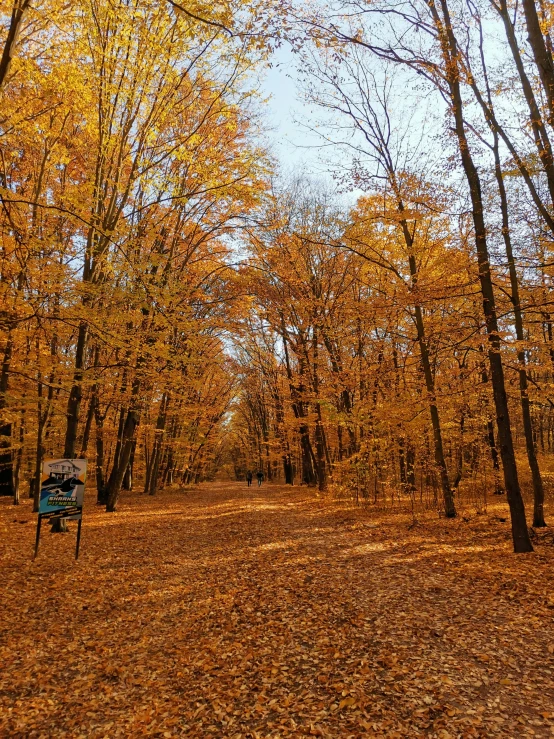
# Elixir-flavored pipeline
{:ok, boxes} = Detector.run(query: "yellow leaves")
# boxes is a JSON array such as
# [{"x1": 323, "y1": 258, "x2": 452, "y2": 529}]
[
  {"x1": 308, "y1": 725, "x2": 326, "y2": 736},
  {"x1": 3, "y1": 418, "x2": 554, "y2": 739},
  {"x1": 338, "y1": 695, "x2": 357, "y2": 710}
]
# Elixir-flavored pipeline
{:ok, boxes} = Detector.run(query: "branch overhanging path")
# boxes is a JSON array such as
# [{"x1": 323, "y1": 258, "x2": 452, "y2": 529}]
[{"x1": 2, "y1": 483, "x2": 554, "y2": 737}]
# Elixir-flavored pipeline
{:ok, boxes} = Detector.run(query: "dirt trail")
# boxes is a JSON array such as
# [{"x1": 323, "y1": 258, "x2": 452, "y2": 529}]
[{"x1": 1, "y1": 482, "x2": 554, "y2": 737}]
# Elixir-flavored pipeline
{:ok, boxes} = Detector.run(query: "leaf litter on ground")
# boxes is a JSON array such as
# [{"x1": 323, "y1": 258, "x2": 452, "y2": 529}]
[{"x1": 1, "y1": 482, "x2": 554, "y2": 738}]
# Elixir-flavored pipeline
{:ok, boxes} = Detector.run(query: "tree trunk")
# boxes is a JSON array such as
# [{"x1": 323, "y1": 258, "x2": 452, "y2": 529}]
[
  {"x1": 493, "y1": 0, "x2": 554, "y2": 210},
  {"x1": 312, "y1": 329, "x2": 328, "y2": 491},
  {"x1": 54, "y1": 329, "x2": 88, "y2": 533},
  {"x1": 0, "y1": 334, "x2": 14, "y2": 497},
  {"x1": 487, "y1": 419, "x2": 504, "y2": 495},
  {"x1": 393, "y1": 189, "x2": 455, "y2": 517},
  {"x1": 94, "y1": 402, "x2": 106, "y2": 504},
  {"x1": 299, "y1": 423, "x2": 317, "y2": 485},
  {"x1": 398, "y1": 433, "x2": 407, "y2": 487},
  {"x1": 0, "y1": 0, "x2": 31, "y2": 91},
  {"x1": 0, "y1": 424, "x2": 14, "y2": 497},
  {"x1": 33, "y1": 412, "x2": 47, "y2": 514},
  {"x1": 414, "y1": 296, "x2": 455, "y2": 516},
  {"x1": 63, "y1": 321, "x2": 87, "y2": 460},
  {"x1": 491, "y1": 132, "x2": 546, "y2": 527},
  {"x1": 280, "y1": 317, "x2": 318, "y2": 485},
  {"x1": 123, "y1": 440, "x2": 135, "y2": 491},
  {"x1": 283, "y1": 453, "x2": 294, "y2": 484},
  {"x1": 314, "y1": 416, "x2": 328, "y2": 491},
  {"x1": 79, "y1": 385, "x2": 97, "y2": 458},
  {"x1": 13, "y1": 408, "x2": 25, "y2": 505},
  {"x1": 106, "y1": 407, "x2": 140, "y2": 512},
  {"x1": 105, "y1": 372, "x2": 142, "y2": 512},
  {"x1": 106, "y1": 403, "x2": 127, "y2": 494},
  {"x1": 406, "y1": 445, "x2": 416, "y2": 495},
  {"x1": 431, "y1": 0, "x2": 532, "y2": 551},
  {"x1": 521, "y1": 0, "x2": 554, "y2": 126},
  {"x1": 146, "y1": 393, "x2": 169, "y2": 496},
  {"x1": 452, "y1": 412, "x2": 465, "y2": 491}
]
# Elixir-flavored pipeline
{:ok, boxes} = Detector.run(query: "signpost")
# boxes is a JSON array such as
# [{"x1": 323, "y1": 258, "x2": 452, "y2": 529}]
[{"x1": 33, "y1": 459, "x2": 87, "y2": 560}]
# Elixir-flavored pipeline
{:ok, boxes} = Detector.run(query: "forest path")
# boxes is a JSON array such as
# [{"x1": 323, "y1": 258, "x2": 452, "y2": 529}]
[{"x1": 1, "y1": 482, "x2": 554, "y2": 737}]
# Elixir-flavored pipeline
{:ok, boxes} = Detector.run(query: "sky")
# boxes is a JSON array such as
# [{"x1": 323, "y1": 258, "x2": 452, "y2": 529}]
[
  {"x1": 259, "y1": 44, "x2": 365, "y2": 207},
  {"x1": 261, "y1": 46, "x2": 332, "y2": 176}
]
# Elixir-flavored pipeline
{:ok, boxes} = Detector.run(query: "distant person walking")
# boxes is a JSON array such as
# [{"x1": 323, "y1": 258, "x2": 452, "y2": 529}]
[
  {"x1": 256, "y1": 470, "x2": 263, "y2": 487},
  {"x1": 246, "y1": 471, "x2": 253, "y2": 487}
]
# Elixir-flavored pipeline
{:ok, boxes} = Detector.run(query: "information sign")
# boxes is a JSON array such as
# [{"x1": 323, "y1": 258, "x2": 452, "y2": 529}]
[
  {"x1": 39, "y1": 459, "x2": 87, "y2": 515},
  {"x1": 33, "y1": 458, "x2": 87, "y2": 560}
]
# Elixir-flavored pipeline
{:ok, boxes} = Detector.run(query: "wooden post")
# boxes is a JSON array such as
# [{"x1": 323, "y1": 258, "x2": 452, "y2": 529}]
[
  {"x1": 75, "y1": 517, "x2": 82, "y2": 560},
  {"x1": 33, "y1": 515, "x2": 42, "y2": 560}
]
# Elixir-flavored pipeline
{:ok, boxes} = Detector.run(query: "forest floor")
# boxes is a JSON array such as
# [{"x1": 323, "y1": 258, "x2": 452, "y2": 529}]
[{"x1": 1, "y1": 483, "x2": 554, "y2": 738}]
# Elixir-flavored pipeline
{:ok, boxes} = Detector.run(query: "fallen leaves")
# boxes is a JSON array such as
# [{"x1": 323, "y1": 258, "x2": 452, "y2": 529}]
[{"x1": 1, "y1": 483, "x2": 554, "y2": 737}]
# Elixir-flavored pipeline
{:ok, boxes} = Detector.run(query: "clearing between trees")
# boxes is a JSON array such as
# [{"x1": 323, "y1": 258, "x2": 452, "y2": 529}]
[{"x1": 1, "y1": 483, "x2": 554, "y2": 738}]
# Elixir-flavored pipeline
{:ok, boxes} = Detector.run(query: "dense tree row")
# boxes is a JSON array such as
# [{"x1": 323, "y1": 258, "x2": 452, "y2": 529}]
[
  {"x1": 229, "y1": 0, "x2": 554, "y2": 554},
  {"x1": 0, "y1": 0, "x2": 267, "y2": 515}
]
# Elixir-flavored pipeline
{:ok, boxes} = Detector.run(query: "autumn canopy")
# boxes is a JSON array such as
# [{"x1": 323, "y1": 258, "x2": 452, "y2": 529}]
[{"x1": 3, "y1": 0, "x2": 554, "y2": 551}]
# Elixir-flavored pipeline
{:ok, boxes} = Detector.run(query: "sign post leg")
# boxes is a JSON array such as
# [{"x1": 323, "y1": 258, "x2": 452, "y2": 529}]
[
  {"x1": 75, "y1": 517, "x2": 82, "y2": 560},
  {"x1": 33, "y1": 515, "x2": 42, "y2": 560}
]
